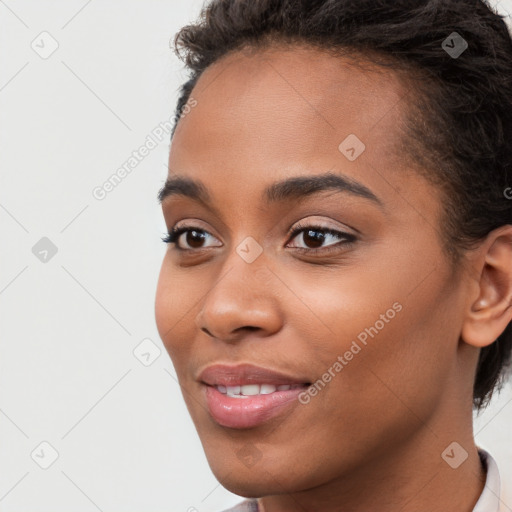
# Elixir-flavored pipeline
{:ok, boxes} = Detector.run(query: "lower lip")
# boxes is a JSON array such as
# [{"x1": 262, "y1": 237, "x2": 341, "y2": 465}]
[{"x1": 203, "y1": 385, "x2": 307, "y2": 429}]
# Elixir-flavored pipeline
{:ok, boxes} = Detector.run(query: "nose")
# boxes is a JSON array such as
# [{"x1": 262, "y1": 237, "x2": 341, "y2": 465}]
[{"x1": 195, "y1": 258, "x2": 283, "y2": 343}]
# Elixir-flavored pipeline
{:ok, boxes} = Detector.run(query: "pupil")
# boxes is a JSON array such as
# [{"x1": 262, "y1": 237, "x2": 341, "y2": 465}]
[
  {"x1": 187, "y1": 230, "x2": 205, "y2": 248},
  {"x1": 304, "y1": 229, "x2": 324, "y2": 248}
]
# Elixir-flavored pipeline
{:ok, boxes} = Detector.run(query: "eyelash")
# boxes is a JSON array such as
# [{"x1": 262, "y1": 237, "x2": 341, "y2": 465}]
[{"x1": 161, "y1": 222, "x2": 357, "y2": 255}]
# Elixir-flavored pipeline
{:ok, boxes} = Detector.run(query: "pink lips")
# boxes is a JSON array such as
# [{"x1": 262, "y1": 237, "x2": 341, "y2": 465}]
[
  {"x1": 198, "y1": 362, "x2": 309, "y2": 387},
  {"x1": 198, "y1": 363, "x2": 310, "y2": 429}
]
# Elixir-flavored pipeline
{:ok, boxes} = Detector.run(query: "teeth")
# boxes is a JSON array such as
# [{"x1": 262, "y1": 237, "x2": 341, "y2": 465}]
[
  {"x1": 240, "y1": 384, "x2": 260, "y2": 396},
  {"x1": 226, "y1": 385, "x2": 241, "y2": 396},
  {"x1": 215, "y1": 383, "x2": 303, "y2": 396},
  {"x1": 260, "y1": 384, "x2": 277, "y2": 394}
]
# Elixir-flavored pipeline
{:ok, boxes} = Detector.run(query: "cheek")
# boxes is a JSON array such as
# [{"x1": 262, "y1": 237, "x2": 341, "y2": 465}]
[
  {"x1": 286, "y1": 259, "x2": 454, "y2": 426},
  {"x1": 154, "y1": 257, "x2": 195, "y2": 361},
  {"x1": 154, "y1": 261, "x2": 173, "y2": 347}
]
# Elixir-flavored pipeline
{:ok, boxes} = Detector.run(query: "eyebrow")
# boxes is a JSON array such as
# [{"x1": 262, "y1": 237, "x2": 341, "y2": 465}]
[{"x1": 157, "y1": 171, "x2": 384, "y2": 209}]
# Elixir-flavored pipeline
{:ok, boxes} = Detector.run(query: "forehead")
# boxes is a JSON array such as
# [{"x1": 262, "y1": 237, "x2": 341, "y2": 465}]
[{"x1": 168, "y1": 45, "x2": 413, "y2": 202}]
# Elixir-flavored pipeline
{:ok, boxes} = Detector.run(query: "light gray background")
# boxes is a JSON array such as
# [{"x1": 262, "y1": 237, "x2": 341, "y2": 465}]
[{"x1": 1, "y1": 1, "x2": 511, "y2": 511}]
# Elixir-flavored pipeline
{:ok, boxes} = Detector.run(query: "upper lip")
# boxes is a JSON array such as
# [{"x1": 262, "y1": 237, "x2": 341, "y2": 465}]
[{"x1": 198, "y1": 363, "x2": 310, "y2": 387}]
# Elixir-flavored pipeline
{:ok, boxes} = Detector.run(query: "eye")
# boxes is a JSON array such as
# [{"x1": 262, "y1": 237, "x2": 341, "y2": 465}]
[
  {"x1": 286, "y1": 222, "x2": 357, "y2": 253},
  {"x1": 161, "y1": 225, "x2": 221, "y2": 251},
  {"x1": 162, "y1": 222, "x2": 357, "y2": 254}
]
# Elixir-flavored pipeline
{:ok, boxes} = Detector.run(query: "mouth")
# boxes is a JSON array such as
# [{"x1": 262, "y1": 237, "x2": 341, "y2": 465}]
[
  {"x1": 198, "y1": 363, "x2": 311, "y2": 429},
  {"x1": 211, "y1": 382, "x2": 308, "y2": 397},
  {"x1": 198, "y1": 362, "x2": 311, "y2": 387},
  {"x1": 202, "y1": 383, "x2": 310, "y2": 429}
]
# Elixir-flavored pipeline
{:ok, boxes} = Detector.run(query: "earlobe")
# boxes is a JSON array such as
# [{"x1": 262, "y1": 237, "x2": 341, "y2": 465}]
[{"x1": 461, "y1": 225, "x2": 512, "y2": 348}]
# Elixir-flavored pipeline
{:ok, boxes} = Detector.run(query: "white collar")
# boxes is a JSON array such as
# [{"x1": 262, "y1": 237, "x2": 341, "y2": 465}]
[{"x1": 473, "y1": 447, "x2": 509, "y2": 512}]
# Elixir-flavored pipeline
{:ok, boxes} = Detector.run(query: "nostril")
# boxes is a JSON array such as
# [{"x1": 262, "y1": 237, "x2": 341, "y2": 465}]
[{"x1": 235, "y1": 326, "x2": 259, "y2": 333}]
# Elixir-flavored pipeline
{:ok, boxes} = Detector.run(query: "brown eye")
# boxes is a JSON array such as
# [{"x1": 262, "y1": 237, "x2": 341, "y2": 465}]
[
  {"x1": 287, "y1": 224, "x2": 357, "y2": 253},
  {"x1": 183, "y1": 229, "x2": 207, "y2": 249},
  {"x1": 162, "y1": 226, "x2": 222, "y2": 250},
  {"x1": 299, "y1": 228, "x2": 327, "y2": 249}
]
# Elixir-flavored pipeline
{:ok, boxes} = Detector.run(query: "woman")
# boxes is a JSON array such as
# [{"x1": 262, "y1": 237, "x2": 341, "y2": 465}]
[{"x1": 155, "y1": 1, "x2": 512, "y2": 510}]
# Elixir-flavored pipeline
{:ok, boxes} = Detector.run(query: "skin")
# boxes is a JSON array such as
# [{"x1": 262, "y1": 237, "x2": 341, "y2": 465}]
[{"x1": 155, "y1": 45, "x2": 512, "y2": 512}]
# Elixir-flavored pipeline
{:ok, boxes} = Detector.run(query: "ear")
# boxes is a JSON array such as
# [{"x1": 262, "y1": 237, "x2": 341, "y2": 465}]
[{"x1": 461, "y1": 225, "x2": 512, "y2": 348}]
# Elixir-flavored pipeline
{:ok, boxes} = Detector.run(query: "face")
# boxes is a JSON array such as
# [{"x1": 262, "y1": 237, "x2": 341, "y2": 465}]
[{"x1": 155, "y1": 46, "x2": 474, "y2": 497}]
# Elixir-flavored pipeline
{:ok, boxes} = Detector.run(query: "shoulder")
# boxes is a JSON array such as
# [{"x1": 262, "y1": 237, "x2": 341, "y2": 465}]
[
  {"x1": 221, "y1": 498, "x2": 260, "y2": 512},
  {"x1": 474, "y1": 446, "x2": 510, "y2": 512}
]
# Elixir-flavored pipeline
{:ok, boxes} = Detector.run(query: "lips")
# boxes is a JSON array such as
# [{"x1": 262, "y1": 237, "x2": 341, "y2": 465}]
[
  {"x1": 198, "y1": 362, "x2": 311, "y2": 387},
  {"x1": 197, "y1": 363, "x2": 312, "y2": 428},
  {"x1": 203, "y1": 385, "x2": 307, "y2": 428}
]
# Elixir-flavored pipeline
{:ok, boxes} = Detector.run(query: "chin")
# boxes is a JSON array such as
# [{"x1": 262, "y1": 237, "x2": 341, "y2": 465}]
[
  {"x1": 204, "y1": 450, "x2": 308, "y2": 498},
  {"x1": 212, "y1": 471, "x2": 278, "y2": 499}
]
